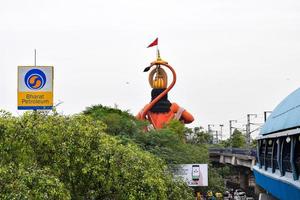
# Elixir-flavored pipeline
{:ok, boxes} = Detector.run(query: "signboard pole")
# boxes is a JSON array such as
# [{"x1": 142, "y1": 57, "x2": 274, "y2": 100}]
[
  {"x1": 34, "y1": 49, "x2": 37, "y2": 112},
  {"x1": 34, "y1": 49, "x2": 37, "y2": 67},
  {"x1": 17, "y1": 52, "x2": 54, "y2": 110}
]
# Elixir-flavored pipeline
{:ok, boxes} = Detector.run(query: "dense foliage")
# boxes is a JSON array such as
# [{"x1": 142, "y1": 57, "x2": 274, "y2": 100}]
[
  {"x1": 0, "y1": 164, "x2": 70, "y2": 200},
  {"x1": 0, "y1": 104, "x2": 227, "y2": 198},
  {"x1": 133, "y1": 126, "x2": 209, "y2": 165},
  {"x1": 219, "y1": 129, "x2": 246, "y2": 148},
  {"x1": 83, "y1": 105, "x2": 145, "y2": 137},
  {"x1": 0, "y1": 110, "x2": 194, "y2": 200},
  {"x1": 186, "y1": 126, "x2": 213, "y2": 145},
  {"x1": 84, "y1": 105, "x2": 226, "y2": 193}
]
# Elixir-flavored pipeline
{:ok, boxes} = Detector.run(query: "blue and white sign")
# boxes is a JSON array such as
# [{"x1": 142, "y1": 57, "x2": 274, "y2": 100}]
[{"x1": 18, "y1": 66, "x2": 53, "y2": 110}]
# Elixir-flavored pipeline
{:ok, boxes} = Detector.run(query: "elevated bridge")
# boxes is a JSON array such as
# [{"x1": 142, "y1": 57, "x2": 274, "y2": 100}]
[
  {"x1": 209, "y1": 148, "x2": 256, "y2": 170},
  {"x1": 209, "y1": 148, "x2": 264, "y2": 198}
]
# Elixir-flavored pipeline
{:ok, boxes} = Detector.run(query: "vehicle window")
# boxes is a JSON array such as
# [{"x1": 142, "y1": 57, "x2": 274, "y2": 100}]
[
  {"x1": 282, "y1": 137, "x2": 292, "y2": 173},
  {"x1": 266, "y1": 139, "x2": 273, "y2": 169},
  {"x1": 273, "y1": 139, "x2": 279, "y2": 172},
  {"x1": 259, "y1": 140, "x2": 266, "y2": 167},
  {"x1": 295, "y1": 135, "x2": 300, "y2": 178}
]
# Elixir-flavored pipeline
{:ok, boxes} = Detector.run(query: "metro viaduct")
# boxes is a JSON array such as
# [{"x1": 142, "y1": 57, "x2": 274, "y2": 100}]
[{"x1": 209, "y1": 148, "x2": 264, "y2": 196}]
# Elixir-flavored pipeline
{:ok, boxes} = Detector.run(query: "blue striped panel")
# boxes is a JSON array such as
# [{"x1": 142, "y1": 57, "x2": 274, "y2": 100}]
[{"x1": 18, "y1": 106, "x2": 53, "y2": 110}]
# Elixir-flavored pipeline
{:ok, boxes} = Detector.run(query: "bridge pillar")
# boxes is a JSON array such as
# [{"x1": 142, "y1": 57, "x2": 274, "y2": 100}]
[
  {"x1": 231, "y1": 155, "x2": 236, "y2": 165},
  {"x1": 220, "y1": 154, "x2": 224, "y2": 163},
  {"x1": 239, "y1": 169, "x2": 250, "y2": 190}
]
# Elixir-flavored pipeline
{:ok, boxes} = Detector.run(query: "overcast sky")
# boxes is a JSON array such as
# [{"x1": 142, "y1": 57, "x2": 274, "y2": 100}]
[{"x1": 1, "y1": 0, "x2": 300, "y2": 139}]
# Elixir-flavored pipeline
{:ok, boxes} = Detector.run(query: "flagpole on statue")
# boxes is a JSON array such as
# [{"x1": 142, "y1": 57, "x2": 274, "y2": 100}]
[
  {"x1": 147, "y1": 37, "x2": 161, "y2": 61},
  {"x1": 156, "y1": 44, "x2": 161, "y2": 61},
  {"x1": 144, "y1": 38, "x2": 167, "y2": 72}
]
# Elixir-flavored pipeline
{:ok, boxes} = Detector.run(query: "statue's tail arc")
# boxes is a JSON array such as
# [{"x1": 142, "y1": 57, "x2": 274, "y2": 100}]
[{"x1": 141, "y1": 61, "x2": 177, "y2": 120}]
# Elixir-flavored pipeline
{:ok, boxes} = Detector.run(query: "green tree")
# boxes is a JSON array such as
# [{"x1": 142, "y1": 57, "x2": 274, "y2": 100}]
[
  {"x1": 217, "y1": 129, "x2": 247, "y2": 148},
  {"x1": 186, "y1": 127, "x2": 213, "y2": 144},
  {"x1": 165, "y1": 120, "x2": 186, "y2": 142},
  {"x1": 0, "y1": 110, "x2": 194, "y2": 200},
  {"x1": 83, "y1": 106, "x2": 225, "y2": 193},
  {"x1": 207, "y1": 167, "x2": 226, "y2": 193},
  {"x1": 231, "y1": 129, "x2": 246, "y2": 148},
  {"x1": 83, "y1": 105, "x2": 145, "y2": 137},
  {"x1": 0, "y1": 164, "x2": 70, "y2": 200},
  {"x1": 133, "y1": 127, "x2": 209, "y2": 165},
  {"x1": 132, "y1": 124, "x2": 225, "y2": 192}
]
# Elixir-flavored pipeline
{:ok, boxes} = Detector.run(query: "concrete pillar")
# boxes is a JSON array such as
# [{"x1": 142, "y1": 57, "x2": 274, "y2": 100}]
[
  {"x1": 220, "y1": 155, "x2": 224, "y2": 163},
  {"x1": 239, "y1": 170, "x2": 249, "y2": 190},
  {"x1": 231, "y1": 155, "x2": 236, "y2": 165}
]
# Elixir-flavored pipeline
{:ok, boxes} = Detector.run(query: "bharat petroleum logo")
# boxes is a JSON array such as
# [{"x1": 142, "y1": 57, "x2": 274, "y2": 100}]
[{"x1": 24, "y1": 69, "x2": 47, "y2": 90}]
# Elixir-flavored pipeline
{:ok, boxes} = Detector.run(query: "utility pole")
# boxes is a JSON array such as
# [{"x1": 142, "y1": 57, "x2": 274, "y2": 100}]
[
  {"x1": 34, "y1": 49, "x2": 37, "y2": 67},
  {"x1": 219, "y1": 124, "x2": 224, "y2": 141},
  {"x1": 246, "y1": 114, "x2": 257, "y2": 146},
  {"x1": 208, "y1": 124, "x2": 213, "y2": 134},
  {"x1": 229, "y1": 120, "x2": 237, "y2": 139},
  {"x1": 208, "y1": 124, "x2": 214, "y2": 144},
  {"x1": 215, "y1": 130, "x2": 219, "y2": 144},
  {"x1": 229, "y1": 120, "x2": 237, "y2": 151}
]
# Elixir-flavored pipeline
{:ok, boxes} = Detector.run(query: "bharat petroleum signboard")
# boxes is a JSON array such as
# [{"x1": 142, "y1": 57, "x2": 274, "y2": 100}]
[{"x1": 18, "y1": 66, "x2": 53, "y2": 110}]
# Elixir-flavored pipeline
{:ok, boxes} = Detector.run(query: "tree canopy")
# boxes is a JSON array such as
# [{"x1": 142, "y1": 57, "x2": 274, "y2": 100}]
[
  {"x1": 218, "y1": 129, "x2": 246, "y2": 148},
  {"x1": 84, "y1": 105, "x2": 226, "y2": 193},
  {"x1": 0, "y1": 104, "x2": 227, "y2": 198},
  {"x1": 0, "y1": 110, "x2": 194, "y2": 199},
  {"x1": 186, "y1": 126, "x2": 213, "y2": 145},
  {"x1": 231, "y1": 129, "x2": 246, "y2": 148}
]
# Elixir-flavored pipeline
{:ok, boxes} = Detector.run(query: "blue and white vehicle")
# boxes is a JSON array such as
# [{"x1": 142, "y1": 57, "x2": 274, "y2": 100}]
[{"x1": 254, "y1": 88, "x2": 300, "y2": 200}]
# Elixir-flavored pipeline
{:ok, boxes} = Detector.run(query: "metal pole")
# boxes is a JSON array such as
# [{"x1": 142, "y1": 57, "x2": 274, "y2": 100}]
[
  {"x1": 229, "y1": 120, "x2": 237, "y2": 139},
  {"x1": 229, "y1": 121, "x2": 232, "y2": 138},
  {"x1": 208, "y1": 124, "x2": 214, "y2": 144},
  {"x1": 33, "y1": 49, "x2": 37, "y2": 112},
  {"x1": 208, "y1": 124, "x2": 214, "y2": 134},
  {"x1": 219, "y1": 124, "x2": 224, "y2": 141},
  {"x1": 34, "y1": 49, "x2": 37, "y2": 67},
  {"x1": 229, "y1": 120, "x2": 237, "y2": 150},
  {"x1": 246, "y1": 114, "x2": 250, "y2": 145},
  {"x1": 246, "y1": 114, "x2": 257, "y2": 146}
]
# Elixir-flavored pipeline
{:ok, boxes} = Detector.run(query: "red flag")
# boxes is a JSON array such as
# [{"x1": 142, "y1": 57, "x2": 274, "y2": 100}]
[{"x1": 147, "y1": 38, "x2": 158, "y2": 48}]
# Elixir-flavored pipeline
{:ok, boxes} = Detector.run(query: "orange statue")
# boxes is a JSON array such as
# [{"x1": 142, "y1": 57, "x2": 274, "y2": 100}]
[{"x1": 136, "y1": 53, "x2": 194, "y2": 130}]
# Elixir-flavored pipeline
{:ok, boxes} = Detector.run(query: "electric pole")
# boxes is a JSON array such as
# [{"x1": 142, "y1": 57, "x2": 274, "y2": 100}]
[
  {"x1": 229, "y1": 120, "x2": 237, "y2": 139},
  {"x1": 208, "y1": 124, "x2": 214, "y2": 133},
  {"x1": 229, "y1": 120, "x2": 237, "y2": 151},
  {"x1": 246, "y1": 114, "x2": 257, "y2": 146},
  {"x1": 219, "y1": 124, "x2": 224, "y2": 141},
  {"x1": 208, "y1": 124, "x2": 214, "y2": 144}
]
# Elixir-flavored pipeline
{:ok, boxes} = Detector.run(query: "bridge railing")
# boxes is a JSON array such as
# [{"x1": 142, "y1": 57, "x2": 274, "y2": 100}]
[{"x1": 209, "y1": 148, "x2": 257, "y2": 157}]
